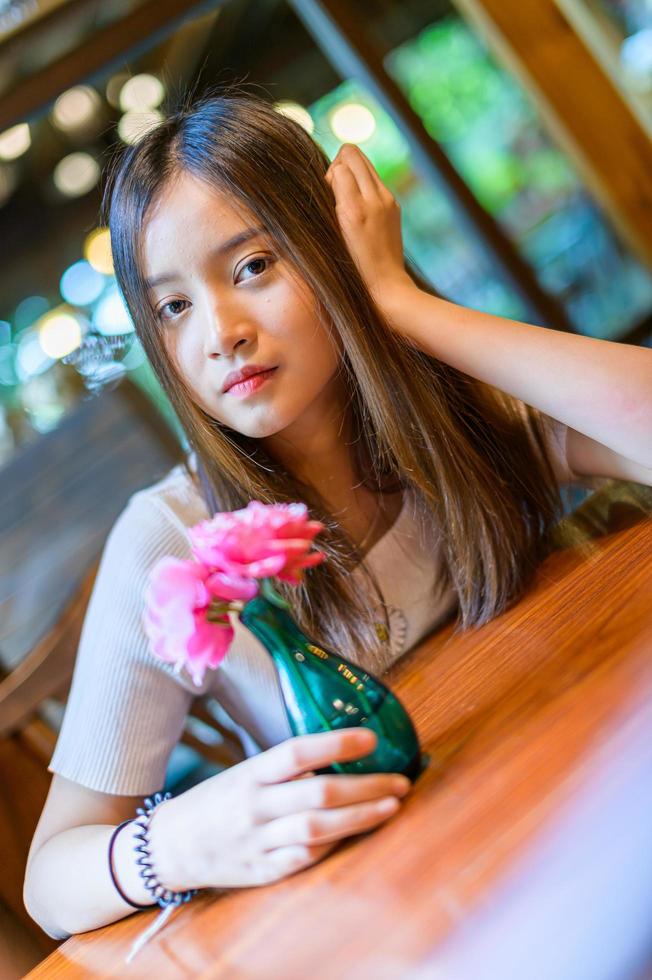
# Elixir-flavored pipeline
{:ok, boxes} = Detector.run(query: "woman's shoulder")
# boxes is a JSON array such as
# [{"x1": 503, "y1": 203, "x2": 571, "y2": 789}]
[
  {"x1": 126, "y1": 453, "x2": 211, "y2": 537},
  {"x1": 79, "y1": 454, "x2": 216, "y2": 694},
  {"x1": 89, "y1": 456, "x2": 210, "y2": 587}
]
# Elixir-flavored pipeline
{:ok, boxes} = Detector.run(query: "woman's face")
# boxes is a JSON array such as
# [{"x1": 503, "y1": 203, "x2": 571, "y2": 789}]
[{"x1": 141, "y1": 171, "x2": 346, "y2": 450}]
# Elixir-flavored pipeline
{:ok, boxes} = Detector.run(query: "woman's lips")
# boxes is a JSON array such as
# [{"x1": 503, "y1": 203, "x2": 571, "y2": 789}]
[{"x1": 225, "y1": 366, "x2": 278, "y2": 398}]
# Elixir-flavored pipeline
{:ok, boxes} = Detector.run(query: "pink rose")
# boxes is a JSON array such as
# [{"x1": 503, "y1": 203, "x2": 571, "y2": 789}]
[
  {"x1": 143, "y1": 500, "x2": 326, "y2": 686},
  {"x1": 189, "y1": 500, "x2": 326, "y2": 585},
  {"x1": 142, "y1": 556, "x2": 239, "y2": 687}
]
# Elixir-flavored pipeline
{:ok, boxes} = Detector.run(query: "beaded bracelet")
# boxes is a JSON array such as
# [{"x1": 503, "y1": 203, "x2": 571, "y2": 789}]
[{"x1": 132, "y1": 791, "x2": 198, "y2": 909}]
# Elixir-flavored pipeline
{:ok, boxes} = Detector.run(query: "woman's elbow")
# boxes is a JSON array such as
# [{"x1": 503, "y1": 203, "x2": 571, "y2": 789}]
[{"x1": 23, "y1": 873, "x2": 72, "y2": 942}]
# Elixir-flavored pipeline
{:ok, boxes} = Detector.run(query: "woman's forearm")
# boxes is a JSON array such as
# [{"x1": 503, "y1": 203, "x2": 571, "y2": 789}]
[
  {"x1": 23, "y1": 767, "x2": 235, "y2": 939},
  {"x1": 24, "y1": 823, "x2": 156, "y2": 938},
  {"x1": 25, "y1": 776, "x2": 223, "y2": 939},
  {"x1": 24, "y1": 734, "x2": 412, "y2": 938},
  {"x1": 23, "y1": 800, "x2": 198, "y2": 938},
  {"x1": 26, "y1": 761, "x2": 272, "y2": 937},
  {"x1": 381, "y1": 283, "x2": 652, "y2": 468}
]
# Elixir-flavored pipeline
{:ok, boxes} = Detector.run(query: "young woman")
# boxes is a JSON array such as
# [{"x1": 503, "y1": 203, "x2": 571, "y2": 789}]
[{"x1": 24, "y1": 88, "x2": 652, "y2": 939}]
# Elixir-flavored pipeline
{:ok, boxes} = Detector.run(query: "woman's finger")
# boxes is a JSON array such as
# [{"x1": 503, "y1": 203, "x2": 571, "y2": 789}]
[
  {"x1": 329, "y1": 155, "x2": 364, "y2": 210},
  {"x1": 263, "y1": 841, "x2": 336, "y2": 880},
  {"x1": 337, "y1": 144, "x2": 385, "y2": 204},
  {"x1": 344, "y1": 143, "x2": 393, "y2": 203},
  {"x1": 251, "y1": 772, "x2": 410, "y2": 823},
  {"x1": 258, "y1": 796, "x2": 401, "y2": 849},
  {"x1": 251, "y1": 728, "x2": 377, "y2": 785}
]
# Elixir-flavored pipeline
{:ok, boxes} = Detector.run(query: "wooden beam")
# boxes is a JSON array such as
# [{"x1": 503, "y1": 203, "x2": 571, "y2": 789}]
[
  {"x1": 287, "y1": 0, "x2": 577, "y2": 332},
  {"x1": 452, "y1": 0, "x2": 652, "y2": 270},
  {"x1": 0, "y1": 0, "x2": 226, "y2": 132},
  {"x1": 555, "y1": 0, "x2": 652, "y2": 142}
]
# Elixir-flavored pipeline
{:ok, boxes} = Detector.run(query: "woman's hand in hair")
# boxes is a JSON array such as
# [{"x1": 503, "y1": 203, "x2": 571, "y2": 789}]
[{"x1": 325, "y1": 143, "x2": 413, "y2": 309}]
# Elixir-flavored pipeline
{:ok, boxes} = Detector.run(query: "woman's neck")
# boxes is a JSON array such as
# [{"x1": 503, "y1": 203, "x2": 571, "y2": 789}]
[{"x1": 189, "y1": 451, "x2": 403, "y2": 558}]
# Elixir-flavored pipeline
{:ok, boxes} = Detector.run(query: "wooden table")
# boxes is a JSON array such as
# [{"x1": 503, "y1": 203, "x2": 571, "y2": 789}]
[{"x1": 27, "y1": 511, "x2": 652, "y2": 979}]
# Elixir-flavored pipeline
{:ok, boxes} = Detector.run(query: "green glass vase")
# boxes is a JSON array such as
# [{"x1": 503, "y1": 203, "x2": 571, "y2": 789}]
[{"x1": 239, "y1": 579, "x2": 424, "y2": 782}]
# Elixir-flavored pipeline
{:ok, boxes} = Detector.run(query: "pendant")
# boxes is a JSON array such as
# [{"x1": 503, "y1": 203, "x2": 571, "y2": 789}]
[{"x1": 240, "y1": 579, "x2": 425, "y2": 781}]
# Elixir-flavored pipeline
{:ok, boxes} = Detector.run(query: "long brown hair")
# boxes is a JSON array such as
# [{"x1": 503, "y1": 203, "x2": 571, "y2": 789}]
[{"x1": 101, "y1": 83, "x2": 564, "y2": 673}]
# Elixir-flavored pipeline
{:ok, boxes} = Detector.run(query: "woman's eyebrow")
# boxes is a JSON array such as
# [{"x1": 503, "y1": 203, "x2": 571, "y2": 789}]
[{"x1": 144, "y1": 226, "x2": 266, "y2": 290}]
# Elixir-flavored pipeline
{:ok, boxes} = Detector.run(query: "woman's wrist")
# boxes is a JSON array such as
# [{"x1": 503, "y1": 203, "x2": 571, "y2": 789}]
[
  {"x1": 111, "y1": 820, "x2": 157, "y2": 907},
  {"x1": 144, "y1": 791, "x2": 206, "y2": 892},
  {"x1": 112, "y1": 794, "x2": 202, "y2": 903},
  {"x1": 375, "y1": 276, "x2": 425, "y2": 338}
]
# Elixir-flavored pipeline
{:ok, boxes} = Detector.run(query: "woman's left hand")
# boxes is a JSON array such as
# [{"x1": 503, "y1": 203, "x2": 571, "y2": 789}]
[{"x1": 325, "y1": 143, "x2": 413, "y2": 309}]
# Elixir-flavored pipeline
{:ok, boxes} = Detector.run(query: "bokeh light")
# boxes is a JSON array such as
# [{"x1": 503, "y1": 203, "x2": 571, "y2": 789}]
[
  {"x1": 84, "y1": 228, "x2": 114, "y2": 275},
  {"x1": 13, "y1": 296, "x2": 49, "y2": 333},
  {"x1": 621, "y1": 29, "x2": 652, "y2": 91},
  {"x1": 16, "y1": 330, "x2": 54, "y2": 382},
  {"x1": 92, "y1": 284, "x2": 133, "y2": 335},
  {"x1": 117, "y1": 109, "x2": 163, "y2": 144},
  {"x1": 20, "y1": 372, "x2": 69, "y2": 434},
  {"x1": 118, "y1": 73, "x2": 165, "y2": 111},
  {"x1": 274, "y1": 100, "x2": 315, "y2": 133},
  {"x1": 329, "y1": 103, "x2": 377, "y2": 143},
  {"x1": 60, "y1": 260, "x2": 106, "y2": 306},
  {"x1": 51, "y1": 86, "x2": 101, "y2": 132},
  {"x1": 37, "y1": 310, "x2": 83, "y2": 359},
  {"x1": 0, "y1": 345, "x2": 17, "y2": 387},
  {"x1": 53, "y1": 152, "x2": 100, "y2": 197},
  {"x1": 0, "y1": 123, "x2": 31, "y2": 161}
]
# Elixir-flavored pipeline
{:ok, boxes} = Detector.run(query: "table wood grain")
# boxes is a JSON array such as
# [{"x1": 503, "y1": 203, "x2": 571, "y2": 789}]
[{"x1": 27, "y1": 514, "x2": 652, "y2": 979}]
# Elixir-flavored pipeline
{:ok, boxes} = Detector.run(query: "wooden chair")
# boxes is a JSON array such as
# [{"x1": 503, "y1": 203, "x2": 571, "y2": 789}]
[{"x1": 1, "y1": 377, "x2": 182, "y2": 675}]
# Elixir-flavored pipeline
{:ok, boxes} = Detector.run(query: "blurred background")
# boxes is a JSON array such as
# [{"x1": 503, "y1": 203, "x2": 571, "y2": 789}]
[
  {"x1": 1, "y1": 1, "x2": 652, "y2": 972},
  {"x1": 1, "y1": 0, "x2": 651, "y2": 462}
]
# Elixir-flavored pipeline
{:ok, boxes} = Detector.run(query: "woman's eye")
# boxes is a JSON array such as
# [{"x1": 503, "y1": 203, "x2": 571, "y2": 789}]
[
  {"x1": 157, "y1": 299, "x2": 188, "y2": 321},
  {"x1": 155, "y1": 255, "x2": 273, "y2": 320},
  {"x1": 236, "y1": 255, "x2": 272, "y2": 282}
]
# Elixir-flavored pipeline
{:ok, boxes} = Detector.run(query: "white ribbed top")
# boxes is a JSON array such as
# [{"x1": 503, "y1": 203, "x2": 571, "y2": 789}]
[{"x1": 48, "y1": 411, "x2": 589, "y2": 795}]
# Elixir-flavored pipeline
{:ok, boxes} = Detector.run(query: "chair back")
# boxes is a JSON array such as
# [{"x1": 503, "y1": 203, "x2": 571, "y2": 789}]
[{"x1": 0, "y1": 378, "x2": 182, "y2": 674}]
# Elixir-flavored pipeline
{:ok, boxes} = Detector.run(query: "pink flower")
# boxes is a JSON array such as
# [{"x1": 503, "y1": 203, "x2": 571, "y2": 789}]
[
  {"x1": 143, "y1": 500, "x2": 326, "y2": 686},
  {"x1": 142, "y1": 556, "x2": 239, "y2": 687},
  {"x1": 205, "y1": 569, "x2": 260, "y2": 603},
  {"x1": 189, "y1": 500, "x2": 326, "y2": 585}
]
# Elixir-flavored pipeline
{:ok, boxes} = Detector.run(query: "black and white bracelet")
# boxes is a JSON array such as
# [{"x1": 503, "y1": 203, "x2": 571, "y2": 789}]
[{"x1": 132, "y1": 790, "x2": 198, "y2": 909}]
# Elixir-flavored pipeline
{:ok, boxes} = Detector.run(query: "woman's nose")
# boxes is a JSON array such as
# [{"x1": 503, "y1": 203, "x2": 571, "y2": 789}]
[{"x1": 204, "y1": 298, "x2": 258, "y2": 358}]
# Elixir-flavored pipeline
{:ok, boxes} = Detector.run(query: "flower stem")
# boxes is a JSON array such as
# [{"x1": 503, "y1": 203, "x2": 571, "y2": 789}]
[{"x1": 206, "y1": 598, "x2": 246, "y2": 622}]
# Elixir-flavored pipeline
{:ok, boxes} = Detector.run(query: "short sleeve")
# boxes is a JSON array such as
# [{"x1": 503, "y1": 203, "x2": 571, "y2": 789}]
[
  {"x1": 513, "y1": 397, "x2": 606, "y2": 490},
  {"x1": 538, "y1": 413, "x2": 608, "y2": 491},
  {"x1": 48, "y1": 493, "x2": 209, "y2": 796},
  {"x1": 539, "y1": 413, "x2": 576, "y2": 484}
]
